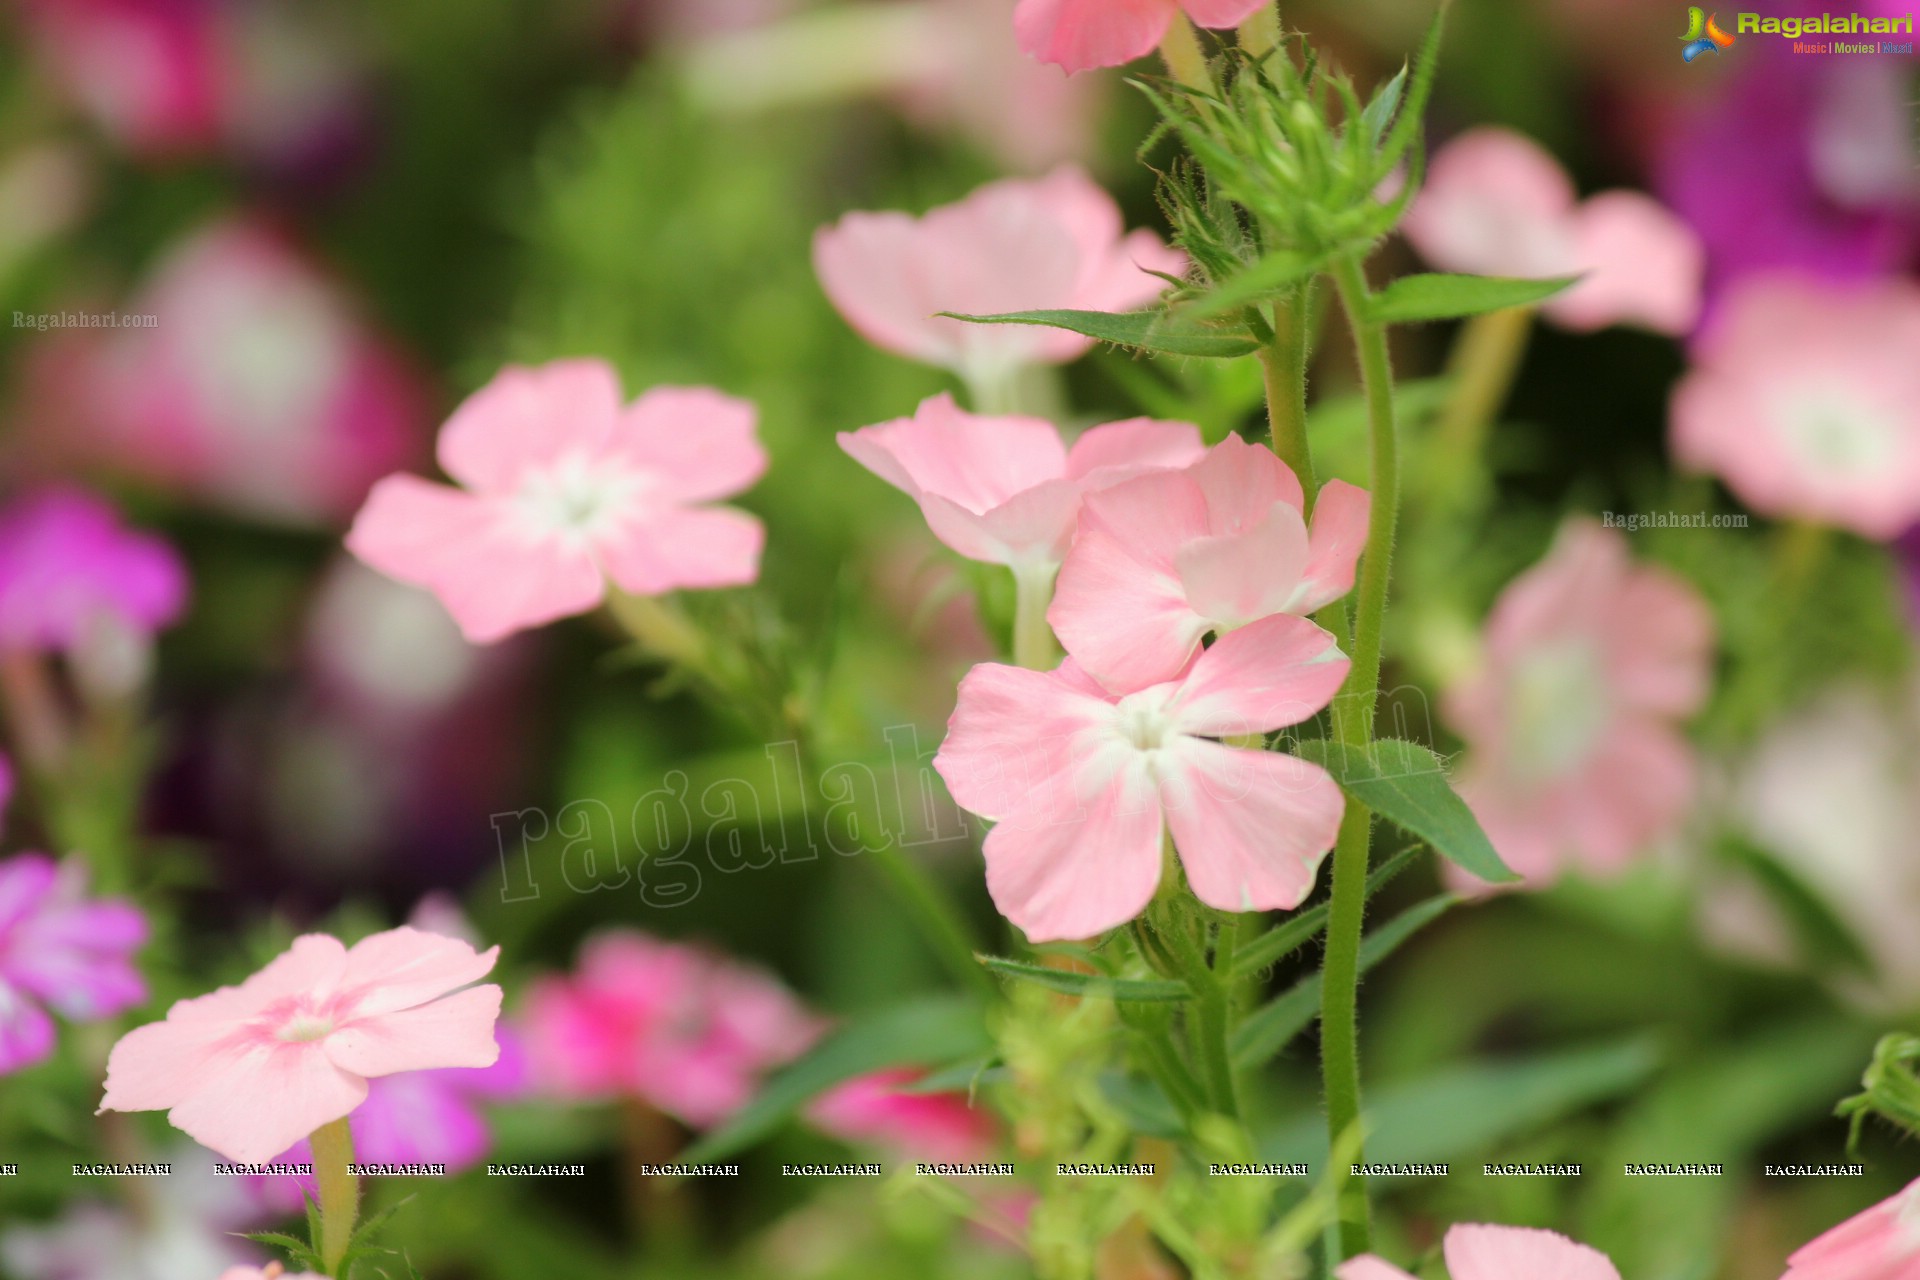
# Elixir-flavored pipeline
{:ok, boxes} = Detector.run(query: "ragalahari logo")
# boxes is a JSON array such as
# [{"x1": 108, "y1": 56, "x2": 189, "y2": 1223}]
[{"x1": 1681, "y1": 7, "x2": 1739, "y2": 59}]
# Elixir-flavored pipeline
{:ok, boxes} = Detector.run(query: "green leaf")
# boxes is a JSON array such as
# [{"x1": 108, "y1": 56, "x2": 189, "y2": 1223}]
[
  {"x1": 1181, "y1": 249, "x2": 1325, "y2": 321},
  {"x1": 1256, "y1": 1038, "x2": 1662, "y2": 1166},
  {"x1": 1294, "y1": 738, "x2": 1518, "y2": 885},
  {"x1": 1718, "y1": 833, "x2": 1874, "y2": 976},
  {"x1": 1232, "y1": 894, "x2": 1458, "y2": 1068},
  {"x1": 897, "y1": 1055, "x2": 1007, "y2": 1094},
  {"x1": 938, "y1": 308, "x2": 1260, "y2": 359},
  {"x1": 1359, "y1": 64, "x2": 1409, "y2": 147},
  {"x1": 679, "y1": 996, "x2": 989, "y2": 1163},
  {"x1": 979, "y1": 955, "x2": 1193, "y2": 1003},
  {"x1": 1231, "y1": 844, "x2": 1421, "y2": 978},
  {"x1": 1365, "y1": 273, "x2": 1580, "y2": 326}
]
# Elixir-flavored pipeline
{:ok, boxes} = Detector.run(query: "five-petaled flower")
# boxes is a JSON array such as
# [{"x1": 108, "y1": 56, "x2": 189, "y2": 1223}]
[
  {"x1": 935, "y1": 614, "x2": 1350, "y2": 942},
  {"x1": 1338, "y1": 1223, "x2": 1621, "y2": 1280},
  {"x1": 348, "y1": 358, "x2": 766, "y2": 644},
  {"x1": 1014, "y1": 0, "x2": 1269, "y2": 74},
  {"x1": 0, "y1": 853, "x2": 147, "y2": 1075},
  {"x1": 99, "y1": 927, "x2": 502, "y2": 1164},
  {"x1": 1049, "y1": 435, "x2": 1369, "y2": 693}
]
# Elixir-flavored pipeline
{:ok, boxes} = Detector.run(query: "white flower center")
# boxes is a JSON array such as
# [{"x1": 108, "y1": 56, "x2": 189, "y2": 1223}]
[
  {"x1": 1778, "y1": 386, "x2": 1899, "y2": 478},
  {"x1": 510, "y1": 452, "x2": 648, "y2": 547},
  {"x1": 1112, "y1": 693, "x2": 1179, "y2": 755},
  {"x1": 1507, "y1": 639, "x2": 1611, "y2": 782},
  {"x1": 277, "y1": 1013, "x2": 336, "y2": 1043}
]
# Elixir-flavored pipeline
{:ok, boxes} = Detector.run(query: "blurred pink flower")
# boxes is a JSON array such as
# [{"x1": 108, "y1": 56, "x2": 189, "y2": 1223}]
[
  {"x1": 1338, "y1": 1223, "x2": 1621, "y2": 1280},
  {"x1": 100, "y1": 927, "x2": 502, "y2": 1163},
  {"x1": 935, "y1": 614, "x2": 1349, "y2": 941},
  {"x1": 523, "y1": 930, "x2": 822, "y2": 1128},
  {"x1": 807, "y1": 1068, "x2": 995, "y2": 1163},
  {"x1": 814, "y1": 168, "x2": 1182, "y2": 392},
  {"x1": 1443, "y1": 520, "x2": 1714, "y2": 887},
  {"x1": 348, "y1": 359, "x2": 766, "y2": 644},
  {"x1": 839, "y1": 392, "x2": 1203, "y2": 581},
  {"x1": 0, "y1": 854, "x2": 147, "y2": 1074},
  {"x1": 25, "y1": 216, "x2": 426, "y2": 526},
  {"x1": 220, "y1": 1267, "x2": 323, "y2": 1280},
  {"x1": 1404, "y1": 127, "x2": 1704, "y2": 335},
  {"x1": 0, "y1": 755, "x2": 11, "y2": 835},
  {"x1": 14, "y1": 0, "x2": 227, "y2": 158},
  {"x1": 1049, "y1": 435, "x2": 1368, "y2": 692},
  {"x1": 1670, "y1": 273, "x2": 1920, "y2": 540},
  {"x1": 1781, "y1": 1178, "x2": 1920, "y2": 1280},
  {"x1": 1013, "y1": 0, "x2": 1266, "y2": 73},
  {"x1": 0, "y1": 488, "x2": 187, "y2": 654}
]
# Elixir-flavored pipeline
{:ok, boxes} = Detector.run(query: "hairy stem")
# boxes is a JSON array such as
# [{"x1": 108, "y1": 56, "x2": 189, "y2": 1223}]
[
  {"x1": 1158, "y1": 12, "x2": 1213, "y2": 90},
  {"x1": 311, "y1": 1117, "x2": 359, "y2": 1275},
  {"x1": 1259, "y1": 287, "x2": 1319, "y2": 507}
]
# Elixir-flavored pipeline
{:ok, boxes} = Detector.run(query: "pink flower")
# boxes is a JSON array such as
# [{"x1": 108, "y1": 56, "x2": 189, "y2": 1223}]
[
  {"x1": 807, "y1": 1068, "x2": 995, "y2": 1164},
  {"x1": 1014, "y1": 0, "x2": 1268, "y2": 74},
  {"x1": 1670, "y1": 273, "x2": 1920, "y2": 540},
  {"x1": 0, "y1": 488, "x2": 187, "y2": 655},
  {"x1": 0, "y1": 854, "x2": 147, "y2": 1075},
  {"x1": 1404, "y1": 127, "x2": 1704, "y2": 335},
  {"x1": 28, "y1": 217, "x2": 426, "y2": 526},
  {"x1": 1337, "y1": 1223, "x2": 1621, "y2": 1280},
  {"x1": 1781, "y1": 1178, "x2": 1920, "y2": 1280},
  {"x1": 99, "y1": 927, "x2": 503, "y2": 1164},
  {"x1": 15, "y1": 0, "x2": 226, "y2": 158},
  {"x1": 1443, "y1": 520, "x2": 1714, "y2": 887},
  {"x1": 347, "y1": 359, "x2": 766, "y2": 644},
  {"x1": 523, "y1": 931, "x2": 821, "y2": 1128},
  {"x1": 220, "y1": 1267, "x2": 324, "y2": 1280},
  {"x1": 839, "y1": 393, "x2": 1203, "y2": 583},
  {"x1": 1048, "y1": 435, "x2": 1370, "y2": 692},
  {"x1": 813, "y1": 168, "x2": 1182, "y2": 391},
  {"x1": 935, "y1": 614, "x2": 1349, "y2": 941}
]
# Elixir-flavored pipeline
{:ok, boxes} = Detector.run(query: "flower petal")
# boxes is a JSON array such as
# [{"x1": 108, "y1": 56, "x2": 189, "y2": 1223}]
[
  {"x1": 597, "y1": 505, "x2": 765, "y2": 595},
  {"x1": 0, "y1": 853, "x2": 55, "y2": 935},
  {"x1": 981, "y1": 764, "x2": 1164, "y2": 942},
  {"x1": 166, "y1": 1041, "x2": 369, "y2": 1165},
  {"x1": 1402, "y1": 128, "x2": 1580, "y2": 279},
  {"x1": 1334, "y1": 1259, "x2": 1420, "y2": 1280},
  {"x1": 1293, "y1": 479, "x2": 1371, "y2": 613},
  {"x1": 1175, "y1": 500, "x2": 1312, "y2": 629},
  {"x1": 1177, "y1": 0, "x2": 1268, "y2": 27},
  {"x1": 326, "y1": 984, "x2": 503, "y2": 1078},
  {"x1": 1442, "y1": 1223, "x2": 1622, "y2": 1280},
  {"x1": 99, "y1": 1016, "x2": 236, "y2": 1112},
  {"x1": 1188, "y1": 434, "x2": 1304, "y2": 535},
  {"x1": 1013, "y1": 0, "x2": 1175, "y2": 73},
  {"x1": 613, "y1": 386, "x2": 767, "y2": 503},
  {"x1": 1168, "y1": 613, "x2": 1350, "y2": 738},
  {"x1": 346, "y1": 475, "x2": 606, "y2": 643},
  {"x1": 336, "y1": 926, "x2": 500, "y2": 1020},
  {"x1": 918, "y1": 481, "x2": 1083, "y2": 567},
  {"x1": 436, "y1": 359, "x2": 623, "y2": 493},
  {"x1": 165, "y1": 934, "x2": 348, "y2": 1024},
  {"x1": 935, "y1": 662, "x2": 1113, "y2": 823},
  {"x1": 1063, "y1": 416, "x2": 1206, "y2": 484},
  {"x1": 839, "y1": 395, "x2": 1069, "y2": 513},
  {"x1": 0, "y1": 981, "x2": 55, "y2": 1073},
  {"x1": 1163, "y1": 741, "x2": 1344, "y2": 913},
  {"x1": 1548, "y1": 192, "x2": 1703, "y2": 335}
]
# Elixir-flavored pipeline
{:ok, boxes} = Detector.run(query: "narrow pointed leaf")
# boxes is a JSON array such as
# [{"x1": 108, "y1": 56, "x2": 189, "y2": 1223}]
[
  {"x1": 1360, "y1": 64, "x2": 1409, "y2": 146},
  {"x1": 1366, "y1": 273, "x2": 1579, "y2": 326},
  {"x1": 1231, "y1": 844, "x2": 1421, "y2": 978},
  {"x1": 1232, "y1": 894, "x2": 1458, "y2": 1068},
  {"x1": 1182, "y1": 249, "x2": 1326, "y2": 320},
  {"x1": 939, "y1": 308, "x2": 1260, "y2": 358},
  {"x1": 1294, "y1": 738, "x2": 1518, "y2": 884},
  {"x1": 980, "y1": 955, "x2": 1193, "y2": 1002}
]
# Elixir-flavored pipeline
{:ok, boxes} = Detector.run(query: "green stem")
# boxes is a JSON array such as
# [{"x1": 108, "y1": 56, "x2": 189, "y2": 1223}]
[
  {"x1": 1259, "y1": 287, "x2": 1318, "y2": 507},
  {"x1": 1238, "y1": 5, "x2": 1283, "y2": 57},
  {"x1": 311, "y1": 1117, "x2": 359, "y2": 1275},
  {"x1": 1158, "y1": 12, "x2": 1213, "y2": 90},
  {"x1": 1012, "y1": 566, "x2": 1061, "y2": 670},
  {"x1": 1315, "y1": 253, "x2": 1404, "y2": 1260},
  {"x1": 1427, "y1": 306, "x2": 1533, "y2": 511}
]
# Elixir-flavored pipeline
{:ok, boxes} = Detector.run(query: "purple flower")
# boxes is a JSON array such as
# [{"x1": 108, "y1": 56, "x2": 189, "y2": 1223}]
[
  {"x1": 0, "y1": 854, "x2": 148, "y2": 1074},
  {"x1": 0, "y1": 489, "x2": 187, "y2": 653}
]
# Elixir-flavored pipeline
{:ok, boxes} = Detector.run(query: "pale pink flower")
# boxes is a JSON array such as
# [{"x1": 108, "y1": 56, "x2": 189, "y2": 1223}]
[
  {"x1": 523, "y1": 931, "x2": 822, "y2": 1128},
  {"x1": 1338, "y1": 1223, "x2": 1621, "y2": 1280},
  {"x1": 1404, "y1": 127, "x2": 1704, "y2": 335},
  {"x1": 1443, "y1": 519, "x2": 1714, "y2": 887},
  {"x1": 1014, "y1": 0, "x2": 1268, "y2": 73},
  {"x1": 1048, "y1": 435, "x2": 1369, "y2": 692},
  {"x1": 27, "y1": 216, "x2": 426, "y2": 526},
  {"x1": 219, "y1": 1267, "x2": 324, "y2": 1280},
  {"x1": 347, "y1": 359, "x2": 766, "y2": 644},
  {"x1": 99, "y1": 927, "x2": 503, "y2": 1164},
  {"x1": 813, "y1": 168, "x2": 1182, "y2": 391},
  {"x1": 807, "y1": 1068, "x2": 996, "y2": 1163},
  {"x1": 839, "y1": 392, "x2": 1203, "y2": 585},
  {"x1": 935, "y1": 614, "x2": 1349, "y2": 941},
  {"x1": 1781, "y1": 1178, "x2": 1920, "y2": 1280},
  {"x1": 1670, "y1": 273, "x2": 1920, "y2": 540}
]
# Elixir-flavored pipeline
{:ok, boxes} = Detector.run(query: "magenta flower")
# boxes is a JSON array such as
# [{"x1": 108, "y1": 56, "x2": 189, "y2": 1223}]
[
  {"x1": 1339, "y1": 1223, "x2": 1620, "y2": 1280},
  {"x1": 0, "y1": 489, "x2": 187, "y2": 655},
  {"x1": 14, "y1": 0, "x2": 226, "y2": 159},
  {"x1": 0, "y1": 854, "x2": 146, "y2": 1074},
  {"x1": 1443, "y1": 520, "x2": 1714, "y2": 887},
  {"x1": 839, "y1": 392, "x2": 1203, "y2": 583},
  {"x1": 1671, "y1": 273, "x2": 1920, "y2": 540},
  {"x1": 99, "y1": 927, "x2": 503, "y2": 1164},
  {"x1": 807, "y1": 1068, "x2": 995, "y2": 1163},
  {"x1": 50, "y1": 217, "x2": 426, "y2": 526},
  {"x1": 1780, "y1": 1178, "x2": 1920, "y2": 1280},
  {"x1": 1404, "y1": 128, "x2": 1704, "y2": 335},
  {"x1": 523, "y1": 931, "x2": 821, "y2": 1128},
  {"x1": 1014, "y1": 0, "x2": 1268, "y2": 74},
  {"x1": 1048, "y1": 435, "x2": 1369, "y2": 693},
  {"x1": 348, "y1": 359, "x2": 767, "y2": 644},
  {"x1": 935, "y1": 614, "x2": 1349, "y2": 942},
  {"x1": 814, "y1": 168, "x2": 1182, "y2": 392}
]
